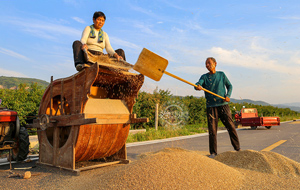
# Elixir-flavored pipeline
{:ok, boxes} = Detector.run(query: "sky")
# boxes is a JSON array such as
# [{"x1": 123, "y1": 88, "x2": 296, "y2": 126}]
[{"x1": 1, "y1": 0, "x2": 300, "y2": 105}]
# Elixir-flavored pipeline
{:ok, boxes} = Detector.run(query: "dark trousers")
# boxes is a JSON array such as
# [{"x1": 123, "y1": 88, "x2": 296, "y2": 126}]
[
  {"x1": 206, "y1": 104, "x2": 240, "y2": 155},
  {"x1": 72, "y1": 40, "x2": 126, "y2": 67}
]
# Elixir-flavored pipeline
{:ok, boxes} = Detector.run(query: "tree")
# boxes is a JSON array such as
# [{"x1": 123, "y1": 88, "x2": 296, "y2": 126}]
[
  {"x1": 182, "y1": 96, "x2": 207, "y2": 124},
  {"x1": 132, "y1": 88, "x2": 173, "y2": 129},
  {"x1": 0, "y1": 83, "x2": 45, "y2": 126}
]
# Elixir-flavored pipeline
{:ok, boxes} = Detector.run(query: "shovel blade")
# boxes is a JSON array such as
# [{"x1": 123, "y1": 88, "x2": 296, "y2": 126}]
[{"x1": 133, "y1": 48, "x2": 168, "y2": 81}]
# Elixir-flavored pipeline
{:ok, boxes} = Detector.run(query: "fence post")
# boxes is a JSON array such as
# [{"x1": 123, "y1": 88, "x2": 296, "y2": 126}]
[{"x1": 155, "y1": 103, "x2": 159, "y2": 131}]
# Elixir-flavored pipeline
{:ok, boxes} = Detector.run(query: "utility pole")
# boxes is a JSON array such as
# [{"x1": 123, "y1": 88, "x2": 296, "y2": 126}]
[{"x1": 155, "y1": 103, "x2": 159, "y2": 130}]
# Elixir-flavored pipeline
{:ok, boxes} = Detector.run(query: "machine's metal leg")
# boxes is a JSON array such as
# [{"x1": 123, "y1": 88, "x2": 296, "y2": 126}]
[{"x1": 9, "y1": 149, "x2": 12, "y2": 170}]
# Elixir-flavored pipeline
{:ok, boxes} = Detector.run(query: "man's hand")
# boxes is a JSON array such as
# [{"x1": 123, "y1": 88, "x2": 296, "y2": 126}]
[
  {"x1": 224, "y1": 96, "x2": 230, "y2": 102},
  {"x1": 195, "y1": 85, "x2": 202, "y2": 91},
  {"x1": 81, "y1": 44, "x2": 88, "y2": 51},
  {"x1": 114, "y1": 53, "x2": 123, "y2": 61},
  {"x1": 117, "y1": 55, "x2": 123, "y2": 61}
]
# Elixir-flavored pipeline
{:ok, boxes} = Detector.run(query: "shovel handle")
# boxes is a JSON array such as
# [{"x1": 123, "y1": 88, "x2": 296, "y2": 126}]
[{"x1": 163, "y1": 71, "x2": 226, "y2": 100}]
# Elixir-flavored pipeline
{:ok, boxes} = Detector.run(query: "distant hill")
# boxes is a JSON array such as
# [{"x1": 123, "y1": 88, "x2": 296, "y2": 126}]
[
  {"x1": 279, "y1": 102, "x2": 300, "y2": 107},
  {"x1": 0, "y1": 76, "x2": 49, "y2": 89},
  {"x1": 273, "y1": 104, "x2": 300, "y2": 112},
  {"x1": 185, "y1": 96, "x2": 300, "y2": 112},
  {"x1": 231, "y1": 98, "x2": 270, "y2": 106},
  {"x1": 231, "y1": 98, "x2": 300, "y2": 112}
]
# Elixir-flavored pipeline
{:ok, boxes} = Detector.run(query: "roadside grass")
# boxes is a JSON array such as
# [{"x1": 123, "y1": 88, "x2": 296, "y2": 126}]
[
  {"x1": 126, "y1": 123, "x2": 208, "y2": 143},
  {"x1": 280, "y1": 115, "x2": 299, "y2": 122}
]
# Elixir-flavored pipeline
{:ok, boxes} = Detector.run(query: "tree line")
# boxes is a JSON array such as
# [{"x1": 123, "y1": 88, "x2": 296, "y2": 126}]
[
  {"x1": 132, "y1": 88, "x2": 299, "y2": 129},
  {"x1": 0, "y1": 84, "x2": 298, "y2": 128}
]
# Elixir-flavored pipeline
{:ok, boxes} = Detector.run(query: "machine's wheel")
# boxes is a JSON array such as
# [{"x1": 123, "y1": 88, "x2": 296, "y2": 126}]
[
  {"x1": 40, "y1": 114, "x2": 50, "y2": 131},
  {"x1": 265, "y1": 126, "x2": 272, "y2": 129},
  {"x1": 11, "y1": 127, "x2": 30, "y2": 161},
  {"x1": 251, "y1": 126, "x2": 257, "y2": 130}
]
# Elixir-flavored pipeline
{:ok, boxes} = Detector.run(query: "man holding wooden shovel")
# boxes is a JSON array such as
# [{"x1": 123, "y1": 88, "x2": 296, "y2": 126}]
[
  {"x1": 195, "y1": 57, "x2": 240, "y2": 158},
  {"x1": 123, "y1": 49, "x2": 240, "y2": 158}
]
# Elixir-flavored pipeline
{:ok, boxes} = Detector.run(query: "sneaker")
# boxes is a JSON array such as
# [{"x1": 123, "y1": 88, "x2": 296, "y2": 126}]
[
  {"x1": 208, "y1": 154, "x2": 217, "y2": 158},
  {"x1": 76, "y1": 64, "x2": 84, "y2": 71}
]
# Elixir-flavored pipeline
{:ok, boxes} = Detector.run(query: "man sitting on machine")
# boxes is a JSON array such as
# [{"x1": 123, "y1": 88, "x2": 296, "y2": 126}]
[{"x1": 72, "y1": 11, "x2": 125, "y2": 71}]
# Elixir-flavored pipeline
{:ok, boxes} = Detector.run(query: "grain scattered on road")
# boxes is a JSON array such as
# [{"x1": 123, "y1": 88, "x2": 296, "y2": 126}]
[{"x1": 96, "y1": 148, "x2": 300, "y2": 189}]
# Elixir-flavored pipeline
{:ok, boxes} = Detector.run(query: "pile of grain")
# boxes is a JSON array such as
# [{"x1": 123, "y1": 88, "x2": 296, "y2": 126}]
[
  {"x1": 99, "y1": 148, "x2": 244, "y2": 190},
  {"x1": 60, "y1": 148, "x2": 300, "y2": 189},
  {"x1": 214, "y1": 149, "x2": 300, "y2": 178}
]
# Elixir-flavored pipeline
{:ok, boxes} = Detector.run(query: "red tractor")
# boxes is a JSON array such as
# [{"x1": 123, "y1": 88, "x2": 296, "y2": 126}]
[
  {"x1": 0, "y1": 99, "x2": 30, "y2": 161},
  {"x1": 234, "y1": 108, "x2": 280, "y2": 130}
]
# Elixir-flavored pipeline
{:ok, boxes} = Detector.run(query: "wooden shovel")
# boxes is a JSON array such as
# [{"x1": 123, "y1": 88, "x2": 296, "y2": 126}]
[{"x1": 133, "y1": 48, "x2": 225, "y2": 100}]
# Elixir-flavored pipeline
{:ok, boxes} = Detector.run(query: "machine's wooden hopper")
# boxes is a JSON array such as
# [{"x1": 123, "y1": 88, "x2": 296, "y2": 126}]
[{"x1": 32, "y1": 61, "x2": 147, "y2": 173}]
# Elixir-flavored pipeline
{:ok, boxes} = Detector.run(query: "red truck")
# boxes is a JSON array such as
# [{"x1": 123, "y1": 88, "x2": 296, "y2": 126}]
[{"x1": 234, "y1": 108, "x2": 280, "y2": 130}]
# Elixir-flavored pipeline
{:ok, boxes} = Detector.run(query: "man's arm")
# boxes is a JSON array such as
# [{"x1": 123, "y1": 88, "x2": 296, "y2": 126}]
[
  {"x1": 223, "y1": 73, "x2": 233, "y2": 101},
  {"x1": 104, "y1": 32, "x2": 116, "y2": 57},
  {"x1": 195, "y1": 75, "x2": 205, "y2": 91},
  {"x1": 80, "y1": 26, "x2": 90, "y2": 50}
]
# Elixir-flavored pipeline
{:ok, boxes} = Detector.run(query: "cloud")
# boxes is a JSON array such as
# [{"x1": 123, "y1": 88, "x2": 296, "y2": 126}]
[
  {"x1": 63, "y1": 0, "x2": 80, "y2": 7},
  {"x1": 209, "y1": 46, "x2": 300, "y2": 75},
  {"x1": 289, "y1": 51, "x2": 300, "y2": 65},
  {"x1": 109, "y1": 37, "x2": 141, "y2": 50},
  {"x1": 250, "y1": 36, "x2": 269, "y2": 52},
  {"x1": 161, "y1": 1, "x2": 189, "y2": 11},
  {"x1": 22, "y1": 29, "x2": 57, "y2": 40},
  {"x1": 129, "y1": 4, "x2": 157, "y2": 18},
  {"x1": 0, "y1": 47, "x2": 30, "y2": 61},
  {"x1": 1, "y1": 17, "x2": 81, "y2": 39},
  {"x1": 276, "y1": 16, "x2": 300, "y2": 20},
  {"x1": 0, "y1": 68, "x2": 28, "y2": 78},
  {"x1": 72, "y1": 17, "x2": 85, "y2": 24},
  {"x1": 133, "y1": 22, "x2": 160, "y2": 37},
  {"x1": 172, "y1": 66, "x2": 206, "y2": 75},
  {"x1": 171, "y1": 27, "x2": 185, "y2": 33}
]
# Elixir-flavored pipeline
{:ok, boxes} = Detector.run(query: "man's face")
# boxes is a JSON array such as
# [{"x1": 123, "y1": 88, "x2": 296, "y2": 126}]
[
  {"x1": 205, "y1": 58, "x2": 216, "y2": 73},
  {"x1": 93, "y1": 16, "x2": 105, "y2": 29}
]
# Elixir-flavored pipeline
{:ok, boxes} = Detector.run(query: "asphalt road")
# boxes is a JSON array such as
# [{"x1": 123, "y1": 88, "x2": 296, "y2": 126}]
[
  {"x1": 0, "y1": 120, "x2": 299, "y2": 189},
  {"x1": 127, "y1": 120, "x2": 300, "y2": 162}
]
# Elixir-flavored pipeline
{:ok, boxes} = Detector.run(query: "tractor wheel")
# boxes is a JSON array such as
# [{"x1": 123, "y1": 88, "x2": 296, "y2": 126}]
[
  {"x1": 265, "y1": 126, "x2": 272, "y2": 129},
  {"x1": 251, "y1": 126, "x2": 257, "y2": 130},
  {"x1": 11, "y1": 127, "x2": 30, "y2": 161}
]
